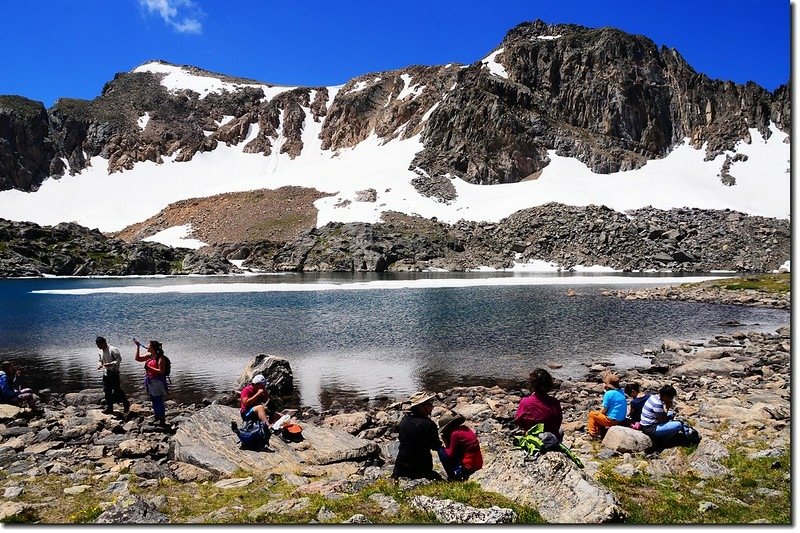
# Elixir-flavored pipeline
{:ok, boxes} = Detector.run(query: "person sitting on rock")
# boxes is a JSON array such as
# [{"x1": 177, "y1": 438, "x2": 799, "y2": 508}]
[
  {"x1": 639, "y1": 384, "x2": 683, "y2": 440},
  {"x1": 624, "y1": 382, "x2": 650, "y2": 429},
  {"x1": 515, "y1": 368, "x2": 563, "y2": 440},
  {"x1": 587, "y1": 372, "x2": 627, "y2": 440},
  {"x1": 0, "y1": 361, "x2": 37, "y2": 409},
  {"x1": 437, "y1": 412, "x2": 483, "y2": 481},
  {"x1": 391, "y1": 391, "x2": 442, "y2": 480},
  {"x1": 239, "y1": 374, "x2": 271, "y2": 424}
]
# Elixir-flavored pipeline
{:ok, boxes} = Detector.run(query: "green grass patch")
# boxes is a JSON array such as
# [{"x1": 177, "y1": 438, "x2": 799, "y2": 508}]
[
  {"x1": 598, "y1": 448, "x2": 789, "y2": 524},
  {"x1": 708, "y1": 273, "x2": 790, "y2": 294}
]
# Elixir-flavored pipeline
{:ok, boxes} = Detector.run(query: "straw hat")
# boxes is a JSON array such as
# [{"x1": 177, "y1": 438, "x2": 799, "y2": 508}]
[
  {"x1": 437, "y1": 412, "x2": 465, "y2": 433},
  {"x1": 408, "y1": 391, "x2": 436, "y2": 408},
  {"x1": 602, "y1": 372, "x2": 620, "y2": 388}
]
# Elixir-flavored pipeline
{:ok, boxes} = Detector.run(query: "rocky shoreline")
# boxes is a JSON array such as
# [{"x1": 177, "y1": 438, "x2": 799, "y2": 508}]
[
  {"x1": 605, "y1": 277, "x2": 790, "y2": 310},
  {"x1": 0, "y1": 319, "x2": 789, "y2": 524}
]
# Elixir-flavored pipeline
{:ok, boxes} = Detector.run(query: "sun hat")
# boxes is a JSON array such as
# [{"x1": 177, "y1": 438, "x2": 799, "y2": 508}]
[
  {"x1": 251, "y1": 374, "x2": 266, "y2": 385},
  {"x1": 437, "y1": 412, "x2": 465, "y2": 433},
  {"x1": 408, "y1": 391, "x2": 436, "y2": 408},
  {"x1": 602, "y1": 372, "x2": 620, "y2": 388}
]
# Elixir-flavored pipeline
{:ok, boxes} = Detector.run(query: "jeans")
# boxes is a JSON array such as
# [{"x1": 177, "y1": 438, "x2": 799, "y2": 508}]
[
  {"x1": 649, "y1": 420, "x2": 684, "y2": 438},
  {"x1": 150, "y1": 395, "x2": 165, "y2": 422},
  {"x1": 437, "y1": 448, "x2": 472, "y2": 481}
]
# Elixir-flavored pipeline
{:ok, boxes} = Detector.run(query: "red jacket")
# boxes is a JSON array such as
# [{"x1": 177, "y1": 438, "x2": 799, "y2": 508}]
[
  {"x1": 515, "y1": 392, "x2": 563, "y2": 437},
  {"x1": 443, "y1": 425, "x2": 483, "y2": 472}
]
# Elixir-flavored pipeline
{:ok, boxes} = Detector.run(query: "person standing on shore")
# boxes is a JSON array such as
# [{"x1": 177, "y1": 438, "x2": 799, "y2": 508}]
[
  {"x1": 134, "y1": 340, "x2": 168, "y2": 426},
  {"x1": 515, "y1": 368, "x2": 563, "y2": 440},
  {"x1": 95, "y1": 337, "x2": 130, "y2": 415},
  {"x1": 586, "y1": 372, "x2": 627, "y2": 439},
  {"x1": 392, "y1": 392, "x2": 442, "y2": 480}
]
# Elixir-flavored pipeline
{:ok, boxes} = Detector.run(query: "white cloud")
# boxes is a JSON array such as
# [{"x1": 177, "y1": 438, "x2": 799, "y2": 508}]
[{"x1": 139, "y1": 0, "x2": 203, "y2": 34}]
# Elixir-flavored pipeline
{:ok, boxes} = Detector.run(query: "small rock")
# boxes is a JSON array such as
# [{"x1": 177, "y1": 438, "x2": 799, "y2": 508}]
[
  {"x1": 698, "y1": 501, "x2": 718, "y2": 513},
  {"x1": 213, "y1": 477, "x2": 253, "y2": 489},
  {"x1": 342, "y1": 513, "x2": 372, "y2": 524},
  {"x1": 249, "y1": 497, "x2": 311, "y2": 519},
  {"x1": 410, "y1": 495, "x2": 516, "y2": 524},
  {"x1": 3, "y1": 486, "x2": 23, "y2": 499},
  {"x1": 63, "y1": 485, "x2": 91, "y2": 495},
  {"x1": 316, "y1": 506, "x2": 336, "y2": 522},
  {"x1": 369, "y1": 493, "x2": 400, "y2": 516},
  {"x1": 94, "y1": 495, "x2": 169, "y2": 524}
]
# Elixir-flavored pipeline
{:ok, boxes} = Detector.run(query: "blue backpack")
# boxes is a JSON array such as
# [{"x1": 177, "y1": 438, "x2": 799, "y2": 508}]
[{"x1": 233, "y1": 420, "x2": 271, "y2": 450}]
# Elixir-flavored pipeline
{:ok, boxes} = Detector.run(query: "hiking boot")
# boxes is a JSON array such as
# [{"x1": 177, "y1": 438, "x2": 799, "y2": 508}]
[{"x1": 230, "y1": 421, "x2": 239, "y2": 432}]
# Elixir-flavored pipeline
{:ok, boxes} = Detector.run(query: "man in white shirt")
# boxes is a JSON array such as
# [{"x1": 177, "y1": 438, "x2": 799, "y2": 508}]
[{"x1": 96, "y1": 336, "x2": 130, "y2": 415}]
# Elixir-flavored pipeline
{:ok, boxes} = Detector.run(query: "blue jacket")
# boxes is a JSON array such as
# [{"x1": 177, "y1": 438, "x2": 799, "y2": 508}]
[{"x1": 0, "y1": 371, "x2": 17, "y2": 402}]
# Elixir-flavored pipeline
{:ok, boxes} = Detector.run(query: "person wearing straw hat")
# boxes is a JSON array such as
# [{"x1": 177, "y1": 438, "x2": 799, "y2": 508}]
[
  {"x1": 391, "y1": 391, "x2": 442, "y2": 480},
  {"x1": 437, "y1": 412, "x2": 483, "y2": 481},
  {"x1": 587, "y1": 372, "x2": 627, "y2": 439}
]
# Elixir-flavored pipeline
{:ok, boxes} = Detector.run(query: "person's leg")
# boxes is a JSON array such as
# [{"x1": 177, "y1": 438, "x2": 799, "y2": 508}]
[
  {"x1": 437, "y1": 448, "x2": 459, "y2": 480},
  {"x1": 652, "y1": 420, "x2": 683, "y2": 438},
  {"x1": 252, "y1": 405, "x2": 270, "y2": 424},
  {"x1": 102, "y1": 374, "x2": 114, "y2": 413},
  {"x1": 109, "y1": 372, "x2": 129, "y2": 412},
  {"x1": 151, "y1": 395, "x2": 166, "y2": 423},
  {"x1": 587, "y1": 411, "x2": 612, "y2": 438}
]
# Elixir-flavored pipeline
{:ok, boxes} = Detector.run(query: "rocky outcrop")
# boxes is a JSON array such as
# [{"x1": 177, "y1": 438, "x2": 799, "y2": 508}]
[
  {"x1": 237, "y1": 354, "x2": 294, "y2": 396},
  {"x1": 409, "y1": 495, "x2": 516, "y2": 524},
  {"x1": 226, "y1": 204, "x2": 789, "y2": 273},
  {"x1": 0, "y1": 217, "x2": 235, "y2": 277},
  {"x1": 0, "y1": 22, "x2": 789, "y2": 192},
  {"x1": 169, "y1": 404, "x2": 379, "y2": 476},
  {"x1": 472, "y1": 451, "x2": 626, "y2": 523}
]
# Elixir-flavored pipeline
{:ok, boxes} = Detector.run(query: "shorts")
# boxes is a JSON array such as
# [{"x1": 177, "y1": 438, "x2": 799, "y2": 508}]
[{"x1": 241, "y1": 407, "x2": 258, "y2": 421}]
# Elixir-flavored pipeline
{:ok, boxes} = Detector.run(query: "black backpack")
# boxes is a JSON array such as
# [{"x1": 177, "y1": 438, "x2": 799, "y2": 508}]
[{"x1": 161, "y1": 355, "x2": 172, "y2": 382}]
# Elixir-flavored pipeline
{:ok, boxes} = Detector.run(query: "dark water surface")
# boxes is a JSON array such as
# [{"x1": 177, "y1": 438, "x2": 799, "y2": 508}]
[{"x1": 0, "y1": 273, "x2": 788, "y2": 407}]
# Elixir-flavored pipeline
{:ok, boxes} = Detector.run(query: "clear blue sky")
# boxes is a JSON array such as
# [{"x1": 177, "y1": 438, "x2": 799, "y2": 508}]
[{"x1": 1, "y1": 1, "x2": 790, "y2": 108}]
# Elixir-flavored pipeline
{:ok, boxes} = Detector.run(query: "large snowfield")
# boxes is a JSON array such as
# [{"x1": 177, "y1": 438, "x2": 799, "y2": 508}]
[{"x1": 0, "y1": 63, "x2": 790, "y2": 249}]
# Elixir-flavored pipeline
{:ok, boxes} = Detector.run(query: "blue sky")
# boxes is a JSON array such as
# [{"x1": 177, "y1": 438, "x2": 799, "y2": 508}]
[{"x1": 1, "y1": 1, "x2": 790, "y2": 107}]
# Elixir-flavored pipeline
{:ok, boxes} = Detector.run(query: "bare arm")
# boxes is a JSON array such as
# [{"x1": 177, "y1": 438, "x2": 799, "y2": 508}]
[{"x1": 133, "y1": 345, "x2": 148, "y2": 363}]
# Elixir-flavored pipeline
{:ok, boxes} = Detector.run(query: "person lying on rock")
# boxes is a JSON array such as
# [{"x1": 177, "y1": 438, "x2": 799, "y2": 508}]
[
  {"x1": 624, "y1": 382, "x2": 650, "y2": 429},
  {"x1": 514, "y1": 368, "x2": 563, "y2": 440},
  {"x1": 0, "y1": 361, "x2": 37, "y2": 409},
  {"x1": 587, "y1": 372, "x2": 627, "y2": 440},
  {"x1": 639, "y1": 384, "x2": 683, "y2": 439},
  {"x1": 239, "y1": 374, "x2": 271, "y2": 424},
  {"x1": 391, "y1": 391, "x2": 443, "y2": 480},
  {"x1": 437, "y1": 412, "x2": 483, "y2": 481}
]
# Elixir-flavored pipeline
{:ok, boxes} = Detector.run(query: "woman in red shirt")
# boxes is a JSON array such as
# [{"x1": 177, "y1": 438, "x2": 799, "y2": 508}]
[
  {"x1": 437, "y1": 412, "x2": 483, "y2": 481},
  {"x1": 514, "y1": 368, "x2": 563, "y2": 440},
  {"x1": 134, "y1": 340, "x2": 168, "y2": 426}
]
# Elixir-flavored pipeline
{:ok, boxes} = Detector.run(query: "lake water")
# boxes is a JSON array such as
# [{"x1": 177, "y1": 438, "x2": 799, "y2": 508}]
[{"x1": 0, "y1": 272, "x2": 789, "y2": 407}]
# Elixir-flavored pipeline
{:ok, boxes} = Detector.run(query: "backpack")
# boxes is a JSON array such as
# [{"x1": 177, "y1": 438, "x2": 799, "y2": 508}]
[
  {"x1": 233, "y1": 420, "x2": 271, "y2": 450},
  {"x1": 513, "y1": 423, "x2": 583, "y2": 468},
  {"x1": 160, "y1": 355, "x2": 172, "y2": 383}
]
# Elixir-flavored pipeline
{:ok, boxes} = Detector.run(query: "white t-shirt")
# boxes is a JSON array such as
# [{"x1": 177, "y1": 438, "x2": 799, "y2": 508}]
[{"x1": 98, "y1": 346, "x2": 122, "y2": 374}]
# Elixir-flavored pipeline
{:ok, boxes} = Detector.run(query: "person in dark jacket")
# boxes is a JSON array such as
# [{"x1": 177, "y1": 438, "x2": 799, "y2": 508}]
[
  {"x1": 437, "y1": 412, "x2": 483, "y2": 481},
  {"x1": 391, "y1": 391, "x2": 442, "y2": 480},
  {"x1": 624, "y1": 382, "x2": 650, "y2": 427}
]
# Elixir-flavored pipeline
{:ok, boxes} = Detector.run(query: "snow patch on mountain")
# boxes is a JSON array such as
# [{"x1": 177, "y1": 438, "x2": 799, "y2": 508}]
[
  {"x1": 137, "y1": 112, "x2": 150, "y2": 130},
  {"x1": 143, "y1": 224, "x2": 208, "y2": 249},
  {"x1": 481, "y1": 48, "x2": 509, "y2": 79},
  {"x1": 133, "y1": 62, "x2": 295, "y2": 101}
]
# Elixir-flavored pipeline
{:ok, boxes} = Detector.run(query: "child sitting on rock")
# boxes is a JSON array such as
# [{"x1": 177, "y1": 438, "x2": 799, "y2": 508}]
[
  {"x1": 587, "y1": 372, "x2": 627, "y2": 439},
  {"x1": 624, "y1": 382, "x2": 650, "y2": 429},
  {"x1": 437, "y1": 412, "x2": 483, "y2": 481}
]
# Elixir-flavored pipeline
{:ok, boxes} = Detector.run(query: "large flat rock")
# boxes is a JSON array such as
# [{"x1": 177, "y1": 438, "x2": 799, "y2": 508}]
[{"x1": 169, "y1": 404, "x2": 379, "y2": 476}]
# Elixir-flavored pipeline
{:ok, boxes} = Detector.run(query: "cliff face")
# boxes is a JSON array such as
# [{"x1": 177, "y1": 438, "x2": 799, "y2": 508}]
[{"x1": 0, "y1": 20, "x2": 789, "y2": 192}]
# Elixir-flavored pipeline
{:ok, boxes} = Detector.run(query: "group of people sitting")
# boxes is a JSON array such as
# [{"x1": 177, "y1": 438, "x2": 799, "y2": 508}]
[
  {"x1": 0, "y1": 361, "x2": 38, "y2": 409},
  {"x1": 586, "y1": 371, "x2": 694, "y2": 443}
]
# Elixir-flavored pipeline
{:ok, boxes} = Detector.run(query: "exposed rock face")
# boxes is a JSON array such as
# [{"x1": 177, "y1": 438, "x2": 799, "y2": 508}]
[
  {"x1": 237, "y1": 355, "x2": 294, "y2": 396},
  {"x1": 169, "y1": 404, "x2": 379, "y2": 476},
  {"x1": 0, "y1": 22, "x2": 789, "y2": 192},
  {"x1": 0, "y1": 96, "x2": 54, "y2": 191},
  {"x1": 226, "y1": 204, "x2": 789, "y2": 273},
  {"x1": 409, "y1": 495, "x2": 517, "y2": 524},
  {"x1": 0, "y1": 217, "x2": 234, "y2": 277},
  {"x1": 94, "y1": 495, "x2": 169, "y2": 524},
  {"x1": 471, "y1": 449, "x2": 626, "y2": 523}
]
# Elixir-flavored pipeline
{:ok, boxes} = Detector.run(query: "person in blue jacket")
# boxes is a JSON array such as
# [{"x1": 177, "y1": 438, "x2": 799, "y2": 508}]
[{"x1": 0, "y1": 361, "x2": 36, "y2": 409}]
